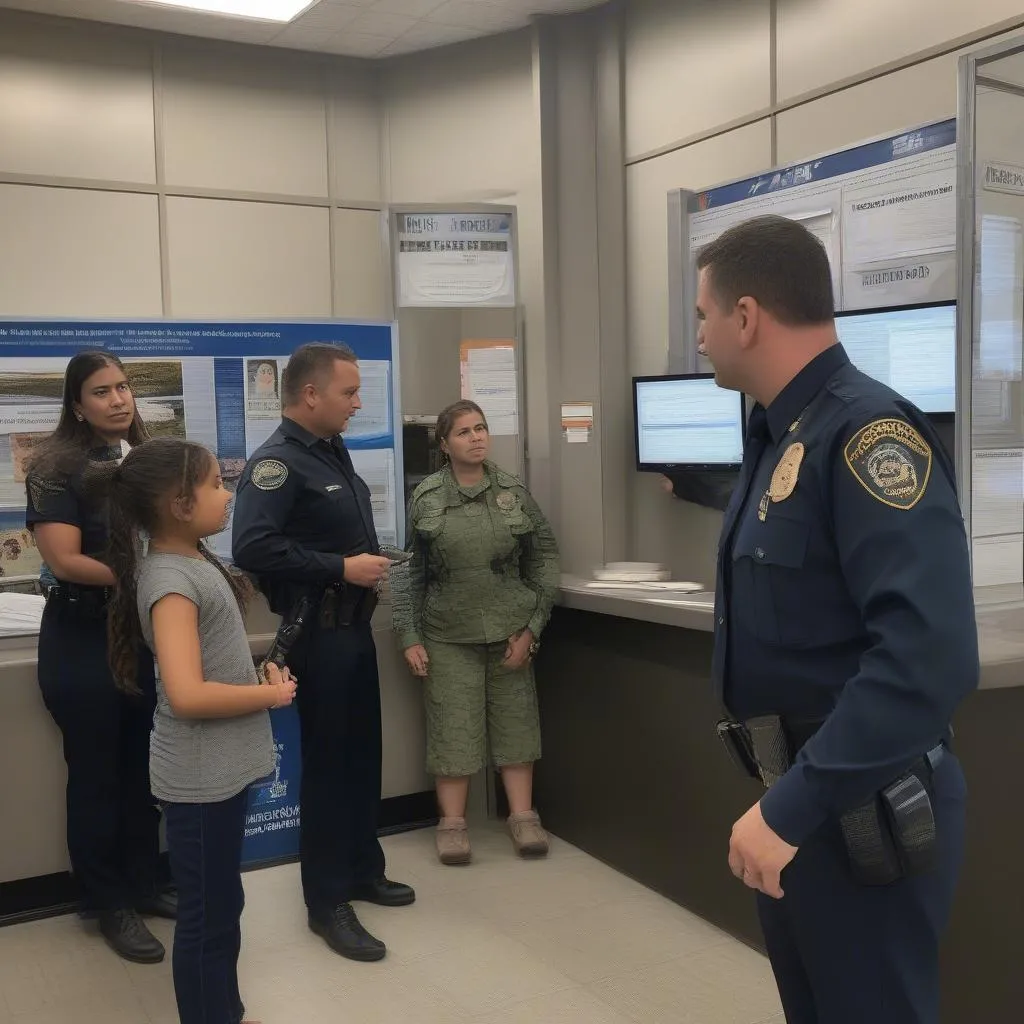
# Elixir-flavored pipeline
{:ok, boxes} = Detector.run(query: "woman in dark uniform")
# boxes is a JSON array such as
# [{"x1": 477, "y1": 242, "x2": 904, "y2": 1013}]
[{"x1": 25, "y1": 350, "x2": 174, "y2": 963}]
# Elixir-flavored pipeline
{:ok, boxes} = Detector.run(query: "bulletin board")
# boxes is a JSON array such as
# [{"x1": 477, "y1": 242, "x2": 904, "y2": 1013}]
[
  {"x1": 0, "y1": 318, "x2": 403, "y2": 578},
  {"x1": 667, "y1": 118, "x2": 958, "y2": 373}
]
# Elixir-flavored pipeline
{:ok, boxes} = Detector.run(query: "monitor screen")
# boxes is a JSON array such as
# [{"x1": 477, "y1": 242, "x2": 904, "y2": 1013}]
[
  {"x1": 633, "y1": 373, "x2": 746, "y2": 471},
  {"x1": 834, "y1": 302, "x2": 956, "y2": 414}
]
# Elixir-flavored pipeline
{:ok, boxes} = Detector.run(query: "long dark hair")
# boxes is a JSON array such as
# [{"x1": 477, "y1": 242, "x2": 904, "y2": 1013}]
[
  {"x1": 28, "y1": 350, "x2": 149, "y2": 481},
  {"x1": 87, "y1": 437, "x2": 251, "y2": 693}
]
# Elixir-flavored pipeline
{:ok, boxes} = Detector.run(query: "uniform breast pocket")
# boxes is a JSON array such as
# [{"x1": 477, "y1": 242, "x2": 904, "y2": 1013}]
[{"x1": 732, "y1": 517, "x2": 811, "y2": 647}]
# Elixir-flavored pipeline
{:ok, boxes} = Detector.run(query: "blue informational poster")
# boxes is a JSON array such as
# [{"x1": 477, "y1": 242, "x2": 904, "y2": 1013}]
[{"x1": 0, "y1": 318, "x2": 401, "y2": 866}]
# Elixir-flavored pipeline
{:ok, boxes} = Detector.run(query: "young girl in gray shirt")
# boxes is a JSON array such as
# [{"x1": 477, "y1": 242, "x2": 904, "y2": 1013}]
[{"x1": 100, "y1": 437, "x2": 296, "y2": 1024}]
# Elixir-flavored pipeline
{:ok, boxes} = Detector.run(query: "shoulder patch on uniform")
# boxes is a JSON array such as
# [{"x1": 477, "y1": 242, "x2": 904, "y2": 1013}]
[
  {"x1": 843, "y1": 419, "x2": 932, "y2": 510},
  {"x1": 411, "y1": 472, "x2": 446, "y2": 503},
  {"x1": 251, "y1": 459, "x2": 289, "y2": 491},
  {"x1": 490, "y1": 465, "x2": 523, "y2": 489}
]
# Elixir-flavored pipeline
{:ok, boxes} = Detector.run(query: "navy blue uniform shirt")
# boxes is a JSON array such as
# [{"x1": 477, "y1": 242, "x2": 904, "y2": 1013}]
[
  {"x1": 713, "y1": 344, "x2": 979, "y2": 847},
  {"x1": 26, "y1": 444, "x2": 122, "y2": 558},
  {"x1": 232, "y1": 417, "x2": 379, "y2": 614}
]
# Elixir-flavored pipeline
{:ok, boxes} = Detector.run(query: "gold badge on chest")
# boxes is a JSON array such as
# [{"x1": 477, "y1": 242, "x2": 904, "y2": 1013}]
[{"x1": 769, "y1": 442, "x2": 805, "y2": 503}]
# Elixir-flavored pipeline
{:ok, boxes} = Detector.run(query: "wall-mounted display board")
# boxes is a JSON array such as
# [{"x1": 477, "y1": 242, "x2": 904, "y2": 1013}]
[
  {"x1": 395, "y1": 210, "x2": 517, "y2": 308},
  {"x1": 676, "y1": 119, "x2": 957, "y2": 320},
  {"x1": 0, "y1": 320, "x2": 403, "y2": 571}
]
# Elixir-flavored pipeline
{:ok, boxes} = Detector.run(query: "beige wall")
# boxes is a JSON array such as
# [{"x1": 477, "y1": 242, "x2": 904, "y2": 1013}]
[
  {"x1": 623, "y1": 0, "x2": 1024, "y2": 579},
  {"x1": 0, "y1": 10, "x2": 388, "y2": 322}
]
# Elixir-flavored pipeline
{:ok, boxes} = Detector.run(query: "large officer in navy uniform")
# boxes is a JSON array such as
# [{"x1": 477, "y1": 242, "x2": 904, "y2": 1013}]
[
  {"x1": 232, "y1": 342, "x2": 414, "y2": 963},
  {"x1": 696, "y1": 216, "x2": 978, "y2": 1024}
]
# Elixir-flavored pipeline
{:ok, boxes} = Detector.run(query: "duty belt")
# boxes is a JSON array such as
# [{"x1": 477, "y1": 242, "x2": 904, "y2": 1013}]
[
  {"x1": 717, "y1": 713, "x2": 945, "y2": 886},
  {"x1": 318, "y1": 585, "x2": 378, "y2": 629}
]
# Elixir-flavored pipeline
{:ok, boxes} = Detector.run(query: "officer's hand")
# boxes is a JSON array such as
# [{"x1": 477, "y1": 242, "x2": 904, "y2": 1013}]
[
  {"x1": 728, "y1": 801, "x2": 798, "y2": 900},
  {"x1": 344, "y1": 553, "x2": 391, "y2": 587},
  {"x1": 404, "y1": 644, "x2": 429, "y2": 677}
]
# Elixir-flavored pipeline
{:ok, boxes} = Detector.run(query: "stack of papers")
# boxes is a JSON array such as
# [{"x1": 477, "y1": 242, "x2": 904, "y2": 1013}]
[{"x1": 0, "y1": 592, "x2": 45, "y2": 636}]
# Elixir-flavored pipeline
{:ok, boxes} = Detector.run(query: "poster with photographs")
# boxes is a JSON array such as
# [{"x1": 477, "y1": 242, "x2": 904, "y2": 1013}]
[{"x1": 244, "y1": 359, "x2": 283, "y2": 420}]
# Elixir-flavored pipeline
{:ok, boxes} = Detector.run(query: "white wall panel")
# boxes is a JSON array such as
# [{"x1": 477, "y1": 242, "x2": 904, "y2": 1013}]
[
  {"x1": 625, "y1": 0, "x2": 771, "y2": 159},
  {"x1": 0, "y1": 185, "x2": 162, "y2": 317},
  {"x1": 166, "y1": 198, "x2": 332, "y2": 318}
]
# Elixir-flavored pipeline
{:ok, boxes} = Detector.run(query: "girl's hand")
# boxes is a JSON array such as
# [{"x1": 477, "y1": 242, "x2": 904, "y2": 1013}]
[
  {"x1": 263, "y1": 663, "x2": 297, "y2": 708},
  {"x1": 404, "y1": 644, "x2": 429, "y2": 678}
]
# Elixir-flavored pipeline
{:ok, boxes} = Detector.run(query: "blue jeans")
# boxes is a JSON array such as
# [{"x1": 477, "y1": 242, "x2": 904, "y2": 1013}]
[{"x1": 165, "y1": 791, "x2": 249, "y2": 1024}]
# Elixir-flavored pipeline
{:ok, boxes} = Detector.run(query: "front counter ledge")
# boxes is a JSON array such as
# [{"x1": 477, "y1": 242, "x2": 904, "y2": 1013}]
[{"x1": 533, "y1": 575, "x2": 1024, "y2": 1024}]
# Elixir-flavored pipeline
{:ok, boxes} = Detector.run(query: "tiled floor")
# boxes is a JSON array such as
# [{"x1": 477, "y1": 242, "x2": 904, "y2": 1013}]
[{"x1": 0, "y1": 824, "x2": 784, "y2": 1024}]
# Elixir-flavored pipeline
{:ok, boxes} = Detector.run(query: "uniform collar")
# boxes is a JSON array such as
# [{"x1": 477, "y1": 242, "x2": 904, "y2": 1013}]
[
  {"x1": 280, "y1": 416, "x2": 345, "y2": 451},
  {"x1": 764, "y1": 343, "x2": 849, "y2": 445}
]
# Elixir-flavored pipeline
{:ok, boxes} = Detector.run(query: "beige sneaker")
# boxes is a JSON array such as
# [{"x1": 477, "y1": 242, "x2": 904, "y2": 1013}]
[
  {"x1": 436, "y1": 818, "x2": 471, "y2": 865},
  {"x1": 508, "y1": 810, "x2": 549, "y2": 857}
]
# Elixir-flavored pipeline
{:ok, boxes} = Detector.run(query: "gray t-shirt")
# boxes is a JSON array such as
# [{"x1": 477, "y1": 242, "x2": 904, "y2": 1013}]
[{"x1": 136, "y1": 551, "x2": 275, "y2": 804}]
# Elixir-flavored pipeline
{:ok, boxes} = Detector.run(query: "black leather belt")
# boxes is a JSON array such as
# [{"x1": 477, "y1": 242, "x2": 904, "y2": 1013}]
[{"x1": 45, "y1": 582, "x2": 110, "y2": 616}]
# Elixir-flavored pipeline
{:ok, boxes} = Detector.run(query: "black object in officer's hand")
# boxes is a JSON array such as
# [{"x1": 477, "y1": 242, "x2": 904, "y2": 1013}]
[{"x1": 264, "y1": 595, "x2": 314, "y2": 672}]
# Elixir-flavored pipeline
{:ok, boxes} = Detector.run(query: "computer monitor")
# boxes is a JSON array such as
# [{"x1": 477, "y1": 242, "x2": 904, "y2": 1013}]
[
  {"x1": 834, "y1": 301, "x2": 956, "y2": 414},
  {"x1": 633, "y1": 373, "x2": 746, "y2": 472}
]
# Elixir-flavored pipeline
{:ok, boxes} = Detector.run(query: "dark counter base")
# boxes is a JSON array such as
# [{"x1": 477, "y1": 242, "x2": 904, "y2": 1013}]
[{"x1": 534, "y1": 606, "x2": 1024, "y2": 1024}]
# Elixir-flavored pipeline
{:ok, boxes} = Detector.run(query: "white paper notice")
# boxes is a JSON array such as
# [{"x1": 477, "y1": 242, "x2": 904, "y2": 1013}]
[
  {"x1": 843, "y1": 168, "x2": 956, "y2": 266},
  {"x1": 349, "y1": 448, "x2": 398, "y2": 548},
  {"x1": 971, "y1": 449, "x2": 1024, "y2": 538},
  {"x1": 973, "y1": 534, "x2": 1024, "y2": 588},
  {"x1": 461, "y1": 345, "x2": 518, "y2": 436},
  {"x1": 976, "y1": 215, "x2": 1024, "y2": 381},
  {"x1": 347, "y1": 360, "x2": 390, "y2": 440}
]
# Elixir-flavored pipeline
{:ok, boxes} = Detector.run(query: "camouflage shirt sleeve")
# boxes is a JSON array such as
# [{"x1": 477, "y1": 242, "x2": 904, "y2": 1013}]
[
  {"x1": 519, "y1": 489, "x2": 560, "y2": 639},
  {"x1": 390, "y1": 496, "x2": 427, "y2": 650}
]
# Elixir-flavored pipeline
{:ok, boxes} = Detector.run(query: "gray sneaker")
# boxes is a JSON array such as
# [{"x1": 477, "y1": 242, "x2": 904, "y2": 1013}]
[
  {"x1": 508, "y1": 810, "x2": 549, "y2": 857},
  {"x1": 436, "y1": 818, "x2": 471, "y2": 865}
]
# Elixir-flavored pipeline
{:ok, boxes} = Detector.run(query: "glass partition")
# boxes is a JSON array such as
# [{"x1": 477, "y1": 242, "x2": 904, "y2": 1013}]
[{"x1": 959, "y1": 38, "x2": 1024, "y2": 601}]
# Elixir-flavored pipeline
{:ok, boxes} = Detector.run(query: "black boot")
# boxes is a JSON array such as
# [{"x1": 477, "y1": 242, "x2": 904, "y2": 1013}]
[
  {"x1": 351, "y1": 877, "x2": 416, "y2": 907},
  {"x1": 309, "y1": 903, "x2": 386, "y2": 962},
  {"x1": 99, "y1": 908, "x2": 165, "y2": 964},
  {"x1": 137, "y1": 891, "x2": 178, "y2": 920}
]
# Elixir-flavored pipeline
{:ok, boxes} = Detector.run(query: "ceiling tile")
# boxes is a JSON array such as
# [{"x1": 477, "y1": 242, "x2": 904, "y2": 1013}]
[
  {"x1": 321, "y1": 29, "x2": 393, "y2": 55},
  {"x1": 346, "y1": 9, "x2": 417, "y2": 35},
  {"x1": 369, "y1": 0, "x2": 447, "y2": 16},
  {"x1": 426, "y1": 1, "x2": 523, "y2": 32},
  {"x1": 379, "y1": 19, "x2": 478, "y2": 53}
]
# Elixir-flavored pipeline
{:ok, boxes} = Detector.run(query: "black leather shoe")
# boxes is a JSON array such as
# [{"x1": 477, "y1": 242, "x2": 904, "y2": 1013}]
[
  {"x1": 137, "y1": 892, "x2": 178, "y2": 920},
  {"x1": 99, "y1": 908, "x2": 165, "y2": 964},
  {"x1": 309, "y1": 903, "x2": 386, "y2": 962},
  {"x1": 351, "y1": 877, "x2": 416, "y2": 907}
]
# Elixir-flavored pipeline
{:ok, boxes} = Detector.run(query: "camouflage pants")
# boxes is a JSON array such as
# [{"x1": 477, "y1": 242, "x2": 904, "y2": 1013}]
[{"x1": 422, "y1": 639, "x2": 541, "y2": 777}]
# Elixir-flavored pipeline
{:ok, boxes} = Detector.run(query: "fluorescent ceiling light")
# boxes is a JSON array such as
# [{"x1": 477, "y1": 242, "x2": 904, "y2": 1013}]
[{"x1": 131, "y1": 1, "x2": 317, "y2": 22}]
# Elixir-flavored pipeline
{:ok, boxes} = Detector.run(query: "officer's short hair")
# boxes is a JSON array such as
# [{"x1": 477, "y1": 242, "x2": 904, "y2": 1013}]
[
  {"x1": 281, "y1": 343, "x2": 358, "y2": 405},
  {"x1": 696, "y1": 215, "x2": 834, "y2": 326}
]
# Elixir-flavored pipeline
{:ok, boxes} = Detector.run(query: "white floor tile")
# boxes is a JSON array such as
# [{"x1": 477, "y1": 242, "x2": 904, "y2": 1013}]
[{"x1": 0, "y1": 823, "x2": 782, "y2": 1024}]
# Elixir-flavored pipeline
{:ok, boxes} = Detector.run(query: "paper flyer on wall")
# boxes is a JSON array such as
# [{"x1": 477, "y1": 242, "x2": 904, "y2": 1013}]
[
  {"x1": 971, "y1": 448, "x2": 1024, "y2": 587},
  {"x1": 396, "y1": 212, "x2": 516, "y2": 308},
  {"x1": 460, "y1": 340, "x2": 518, "y2": 436}
]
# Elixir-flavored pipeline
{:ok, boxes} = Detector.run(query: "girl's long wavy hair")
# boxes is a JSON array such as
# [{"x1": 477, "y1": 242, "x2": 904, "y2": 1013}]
[
  {"x1": 86, "y1": 437, "x2": 251, "y2": 693},
  {"x1": 27, "y1": 350, "x2": 149, "y2": 481}
]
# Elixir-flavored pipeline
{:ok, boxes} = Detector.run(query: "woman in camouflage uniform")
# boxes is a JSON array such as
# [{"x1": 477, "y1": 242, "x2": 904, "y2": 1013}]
[{"x1": 391, "y1": 400, "x2": 560, "y2": 865}]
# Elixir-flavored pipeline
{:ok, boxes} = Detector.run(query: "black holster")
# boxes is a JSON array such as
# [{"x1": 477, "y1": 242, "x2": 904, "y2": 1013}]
[
  {"x1": 318, "y1": 585, "x2": 378, "y2": 629},
  {"x1": 716, "y1": 715, "x2": 941, "y2": 886}
]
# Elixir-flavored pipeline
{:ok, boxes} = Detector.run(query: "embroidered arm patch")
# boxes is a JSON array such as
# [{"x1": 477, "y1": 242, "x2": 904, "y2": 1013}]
[
  {"x1": 251, "y1": 459, "x2": 289, "y2": 491},
  {"x1": 843, "y1": 419, "x2": 932, "y2": 510}
]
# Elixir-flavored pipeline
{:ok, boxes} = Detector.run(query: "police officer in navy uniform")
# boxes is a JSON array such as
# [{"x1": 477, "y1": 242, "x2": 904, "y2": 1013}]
[
  {"x1": 696, "y1": 216, "x2": 978, "y2": 1024},
  {"x1": 232, "y1": 343, "x2": 414, "y2": 963}
]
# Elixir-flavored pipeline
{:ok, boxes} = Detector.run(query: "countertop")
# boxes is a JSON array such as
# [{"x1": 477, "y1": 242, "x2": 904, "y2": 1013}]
[{"x1": 557, "y1": 575, "x2": 1024, "y2": 690}]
